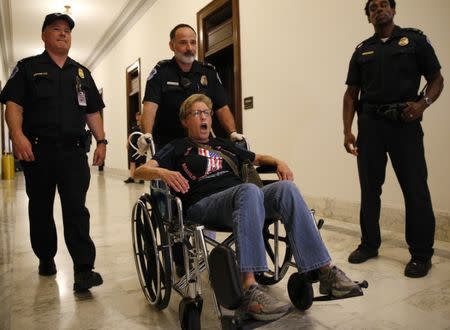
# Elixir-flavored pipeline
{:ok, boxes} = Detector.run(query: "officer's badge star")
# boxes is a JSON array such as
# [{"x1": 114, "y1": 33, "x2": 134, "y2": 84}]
[
  {"x1": 398, "y1": 37, "x2": 409, "y2": 46},
  {"x1": 200, "y1": 75, "x2": 208, "y2": 86},
  {"x1": 78, "y1": 68, "x2": 85, "y2": 79}
]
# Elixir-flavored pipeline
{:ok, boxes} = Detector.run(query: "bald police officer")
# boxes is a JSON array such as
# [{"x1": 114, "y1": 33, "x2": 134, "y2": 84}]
[
  {"x1": 343, "y1": 0, "x2": 444, "y2": 278},
  {"x1": 0, "y1": 13, "x2": 107, "y2": 291}
]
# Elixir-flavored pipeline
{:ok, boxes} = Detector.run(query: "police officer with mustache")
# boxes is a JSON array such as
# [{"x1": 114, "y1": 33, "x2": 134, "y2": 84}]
[{"x1": 139, "y1": 23, "x2": 243, "y2": 151}]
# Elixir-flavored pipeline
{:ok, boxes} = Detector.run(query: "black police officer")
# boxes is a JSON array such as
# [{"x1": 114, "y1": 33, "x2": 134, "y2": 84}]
[
  {"x1": 139, "y1": 23, "x2": 243, "y2": 151},
  {"x1": 342, "y1": 0, "x2": 444, "y2": 278},
  {"x1": 0, "y1": 13, "x2": 107, "y2": 291}
]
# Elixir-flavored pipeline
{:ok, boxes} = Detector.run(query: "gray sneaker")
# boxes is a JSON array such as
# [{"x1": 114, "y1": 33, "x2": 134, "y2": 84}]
[
  {"x1": 235, "y1": 284, "x2": 292, "y2": 321},
  {"x1": 318, "y1": 266, "x2": 362, "y2": 298}
]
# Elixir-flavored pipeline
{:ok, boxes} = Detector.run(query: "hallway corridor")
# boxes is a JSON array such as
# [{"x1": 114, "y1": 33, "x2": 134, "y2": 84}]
[{"x1": 1, "y1": 171, "x2": 449, "y2": 329}]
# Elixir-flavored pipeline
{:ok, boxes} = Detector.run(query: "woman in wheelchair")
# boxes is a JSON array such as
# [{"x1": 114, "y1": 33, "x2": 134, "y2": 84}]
[{"x1": 135, "y1": 94, "x2": 362, "y2": 321}]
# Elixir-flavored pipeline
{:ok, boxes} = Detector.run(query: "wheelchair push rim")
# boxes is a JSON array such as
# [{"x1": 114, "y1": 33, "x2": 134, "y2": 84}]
[{"x1": 131, "y1": 193, "x2": 172, "y2": 309}]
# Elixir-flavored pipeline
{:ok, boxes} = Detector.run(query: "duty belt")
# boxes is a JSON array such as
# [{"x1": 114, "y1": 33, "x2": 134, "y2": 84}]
[
  {"x1": 361, "y1": 103, "x2": 407, "y2": 122},
  {"x1": 28, "y1": 136, "x2": 86, "y2": 148}
]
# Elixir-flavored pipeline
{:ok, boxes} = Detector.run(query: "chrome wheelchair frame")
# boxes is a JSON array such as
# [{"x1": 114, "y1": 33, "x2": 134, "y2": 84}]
[{"x1": 129, "y1": 135, "x2": 359, "y2": 329}]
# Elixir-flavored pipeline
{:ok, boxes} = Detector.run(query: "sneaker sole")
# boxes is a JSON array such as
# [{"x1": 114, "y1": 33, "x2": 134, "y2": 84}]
[
  {"x1": 249, "y1": 308, "x2": 291, "y2": 322},
  {"x1": 320, "y1": 286, "x2": 363, "y2": 298}
]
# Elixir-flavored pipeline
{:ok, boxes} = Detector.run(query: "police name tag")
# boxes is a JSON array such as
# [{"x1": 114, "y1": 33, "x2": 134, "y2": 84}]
[{"x1": 78, "y1": 91, "x2": 87, "y2": 107}]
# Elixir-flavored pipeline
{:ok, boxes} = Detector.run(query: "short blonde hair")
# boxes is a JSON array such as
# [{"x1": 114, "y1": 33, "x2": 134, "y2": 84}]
[{"x1": 179, "y1": 94, "x2": 213, "y2": 120}]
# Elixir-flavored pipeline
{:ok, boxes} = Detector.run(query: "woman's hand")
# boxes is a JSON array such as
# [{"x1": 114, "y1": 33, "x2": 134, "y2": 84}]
[
  {"x1": 276, "y1": 161, "x2": 294, "y2": 181},
  {"x1": 160, "y1": 169, "x2": 190, "y2": 193}
]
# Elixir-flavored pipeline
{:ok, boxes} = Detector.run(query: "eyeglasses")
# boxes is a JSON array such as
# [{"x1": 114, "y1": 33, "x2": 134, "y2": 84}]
[{"x1": 188, "y1": 109, "x2": 213, "y2": 118}]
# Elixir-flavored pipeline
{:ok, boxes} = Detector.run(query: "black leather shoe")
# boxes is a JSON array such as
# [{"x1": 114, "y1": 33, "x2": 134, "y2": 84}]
[
  {"x1": 73, "y1": 270, "x2": 103, "y2": 292},
  {"x1": 348, "y1": 247, "x2": 378, "y2": 264},
  {"x1": 124, "y1": 177, "x2": 135, "y2": 183},
  {"x1": 39, "y1": 259, "x2": 57, "y2": 276},
  {"x1": 404, "y1": 259, "x2": 431, "y2": 278}
]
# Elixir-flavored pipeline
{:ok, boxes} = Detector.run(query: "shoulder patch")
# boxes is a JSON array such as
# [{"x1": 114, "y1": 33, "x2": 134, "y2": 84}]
[
  {"x1": 8, "y1": 65, "x2": 19, "y2": 80},
  {"x1": 147, "y1": 67, "x2": 158, "y2": 81}
]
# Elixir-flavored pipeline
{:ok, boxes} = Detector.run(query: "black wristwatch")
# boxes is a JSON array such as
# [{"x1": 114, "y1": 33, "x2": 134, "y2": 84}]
[{"x1": 96, "y1": 139, "x2": 108, "y2": 145}]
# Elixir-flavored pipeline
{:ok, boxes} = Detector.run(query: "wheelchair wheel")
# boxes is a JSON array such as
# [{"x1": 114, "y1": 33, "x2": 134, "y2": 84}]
[
  {"x1": 132, "y1": 193, "x2": 172, "y2": 309},
  {"x1": 287, "y1": 273, "x2": 314, "y2": 311},
  {"x1": 255, "y1": 220, "x2": 293, "y2": 285},
  {"x1": 179, "y1": 297, "x2": 202, "y2": 330}
]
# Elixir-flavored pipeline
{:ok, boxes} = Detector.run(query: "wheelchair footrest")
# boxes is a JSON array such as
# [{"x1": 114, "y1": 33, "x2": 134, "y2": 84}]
[{"x1": 208, "y1": 245, "x2": 243, "y2": 310}]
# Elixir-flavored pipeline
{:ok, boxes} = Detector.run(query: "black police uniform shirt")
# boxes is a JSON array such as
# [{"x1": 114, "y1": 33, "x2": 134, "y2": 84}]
[
  {"x1": 142, "y1": 58, "x2": 228, "y2": 147},
  {"x1": 0, "y1": 51, "x2": 105, "y2": 139},
  {"x1": 345, "y1": 26, "x2": 441, "y2": 105},
  {"x1": 154, "y1": 137, "x2": 255, "y2": 210}
]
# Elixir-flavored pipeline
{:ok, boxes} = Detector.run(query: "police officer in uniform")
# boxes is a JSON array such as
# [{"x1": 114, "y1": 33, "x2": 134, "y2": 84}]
[
  {"x1": 138, "y1": 23, "x2": 244, "y2": 275},
  {"x1": 0, "y1": 13, "x2": 107, "y2": 291},
  {"x1": 343, "y1": 0, "x2": 444, "y2": 278},
  {"x1": 139, "y1": 23, "x2": 243, "y2": 151}
]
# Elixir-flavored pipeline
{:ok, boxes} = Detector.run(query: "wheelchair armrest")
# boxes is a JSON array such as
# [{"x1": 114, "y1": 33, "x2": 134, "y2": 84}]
[{"x1": 256, "y1": 165, "x2": 277, "y2": 173}]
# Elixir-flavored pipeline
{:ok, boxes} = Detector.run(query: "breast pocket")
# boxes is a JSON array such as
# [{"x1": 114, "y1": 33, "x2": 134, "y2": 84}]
[
  {"x1": 358, "y1": 55, "x2": 377, "y2": 86},
  {"x1": 391, "y1": 47, "x2": 417, "y2": 74},
  {"x1": 32, "y1": 75, "x2": 56, "y2": 100}
]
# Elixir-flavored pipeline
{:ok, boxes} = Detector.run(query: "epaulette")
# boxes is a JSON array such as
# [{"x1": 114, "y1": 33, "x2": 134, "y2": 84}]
[
  {"x1": 355, "y1": 36, "x2": 373, "y2": 49},
  {"x1": 200, "y1": 61, "x2": 216, "y2": 71},
  {"x1": 18, "y1": 54, "x2": 40, "y2": 64},
  {"x1": 74, "y1": 60, "x2": 90, "y2": 73},
  {"x1": 156, "y1": 59, "x2": 171, "y2": 67},
  {"x1": 402, "y1": 27, "x2": 424, "y2": 35}
]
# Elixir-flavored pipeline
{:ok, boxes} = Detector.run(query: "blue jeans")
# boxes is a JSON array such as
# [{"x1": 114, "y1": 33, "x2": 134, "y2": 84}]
[{"x1": 186, "y1": 181, "x2": 331, "y2": 273}]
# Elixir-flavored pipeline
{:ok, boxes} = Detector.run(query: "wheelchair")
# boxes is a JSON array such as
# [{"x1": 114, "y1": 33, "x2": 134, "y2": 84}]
[{"x1": 130, "y1": 135, "x2": 367, "y2": 329}]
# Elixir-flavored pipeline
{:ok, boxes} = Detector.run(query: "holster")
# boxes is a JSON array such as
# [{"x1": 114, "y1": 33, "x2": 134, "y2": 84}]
[
  {"x1": 83, "y1": 130, "x2": 92, "y2": 153},
  {"x1": 362, "y1": 103, "x2": 408, "y2": 122}
]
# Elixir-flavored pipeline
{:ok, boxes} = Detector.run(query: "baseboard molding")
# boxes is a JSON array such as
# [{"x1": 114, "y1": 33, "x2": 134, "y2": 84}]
[{"x1": 304, "y1": 195, "x2": 450, "y2": 243}]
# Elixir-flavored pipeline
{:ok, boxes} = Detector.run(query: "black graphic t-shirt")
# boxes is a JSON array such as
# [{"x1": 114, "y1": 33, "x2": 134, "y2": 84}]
[{"x1": 153, "y1": 137, "x2": 255, "y2": 210}]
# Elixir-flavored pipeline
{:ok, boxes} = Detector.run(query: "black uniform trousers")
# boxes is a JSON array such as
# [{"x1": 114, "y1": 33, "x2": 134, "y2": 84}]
[
  {"x1": 21, "y1": 142, "x2": 95, "y2": 271},
  {"x1": 356, "y1": 113, "x2": 435, "y2": 261}
]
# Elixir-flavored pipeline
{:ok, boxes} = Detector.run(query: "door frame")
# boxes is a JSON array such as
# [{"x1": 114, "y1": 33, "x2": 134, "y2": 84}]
[{"x1": 197, "y1": 0, "x2": 242, "y2": 133}]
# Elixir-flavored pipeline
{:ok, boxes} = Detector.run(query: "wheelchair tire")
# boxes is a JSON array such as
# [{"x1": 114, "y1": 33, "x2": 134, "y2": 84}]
[
  {"x1": 132, "y1": 193, "x2": 172, "y2": 309},
  {"x1": 179, "y1": 298, "x2": 201, "y2": 330},
  {"x1": 287, "y1": 273, "x2": 314, "y2": 311},
  {"x1": 255, "y1": 220, "x2": 293, "y2": 285}
]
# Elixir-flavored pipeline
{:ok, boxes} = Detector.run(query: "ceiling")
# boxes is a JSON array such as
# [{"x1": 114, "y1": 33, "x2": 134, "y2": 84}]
[{"x1": 0, "y1": 0, "x2": 156, "y2": 76}]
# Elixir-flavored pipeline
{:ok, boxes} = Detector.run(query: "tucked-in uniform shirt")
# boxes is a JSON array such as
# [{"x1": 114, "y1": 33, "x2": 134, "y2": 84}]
[
  {"x1": 345, "y1": 25, "x2": 441, "y2": 105},
  {"x1": 0, "y1": 51, "x2": 104, "y2": 139}
]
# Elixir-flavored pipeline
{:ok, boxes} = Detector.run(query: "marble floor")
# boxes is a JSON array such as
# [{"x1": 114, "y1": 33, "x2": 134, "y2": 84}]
[{"x1": 1, "y1": 171, "x2": 450, "y2": 330}]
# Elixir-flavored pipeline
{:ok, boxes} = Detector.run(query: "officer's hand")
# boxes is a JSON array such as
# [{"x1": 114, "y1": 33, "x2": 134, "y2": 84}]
[
  {"x1": 402, "y1": 101, "x2": 426, "y2": 122},
  {"x1": 11, "y1": 133, "x2": 35, "y2": 161},
  {"x1": 160, "y1": 168, "x2": 189, "y2": 194},
  {"x1": 344, "y1": 133, "x2": 358, "y2": 156},
  {"x1": 230, "y1": 132, "x2": 245, "y2": 142},
  {"x1": 137, "y1": 133, "x2": 152, "y2": 155},
  {"x1": 93, "y1": 144, "x2": 106, "y2": 166}
]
